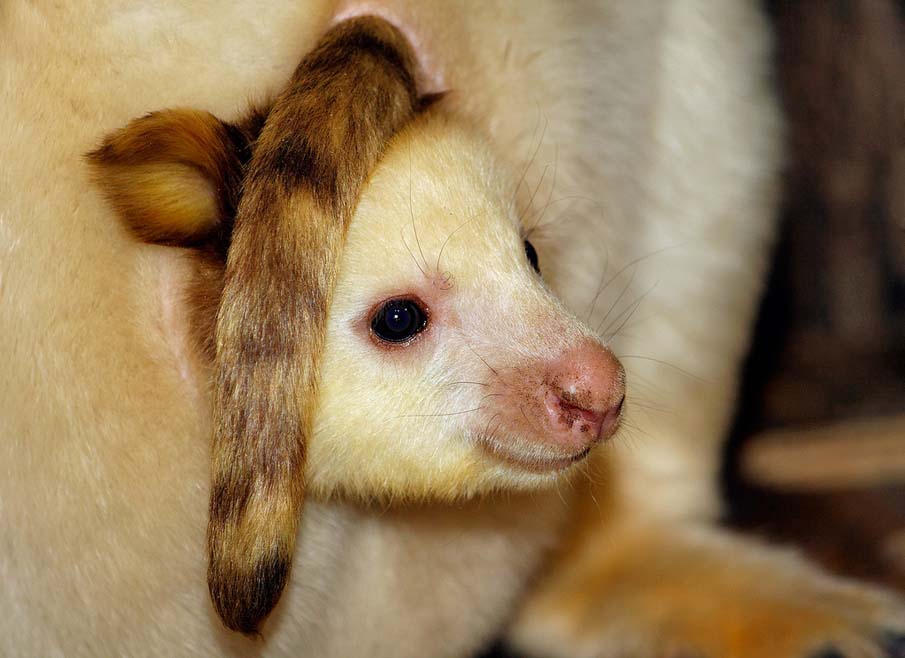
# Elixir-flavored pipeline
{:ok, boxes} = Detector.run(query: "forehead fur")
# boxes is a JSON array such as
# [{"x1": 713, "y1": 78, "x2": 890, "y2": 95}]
[{"x1": 341, "y1": 114, "x2": 526, "y2": 294}]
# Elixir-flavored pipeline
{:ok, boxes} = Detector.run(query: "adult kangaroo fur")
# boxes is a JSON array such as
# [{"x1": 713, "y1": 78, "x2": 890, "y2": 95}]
[{"x1": 2, "y1": 2, "x2": 904, "y2": 658}]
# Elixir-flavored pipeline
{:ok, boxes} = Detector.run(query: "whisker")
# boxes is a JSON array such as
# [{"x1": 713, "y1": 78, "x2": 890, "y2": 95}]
[
  {"x1": 400, "y1": 226, "x2": 427, "y2": 277},
  {"x1": 584, "y1": 477, "x2": 605, "y2": 513},
  {"x1": 620, "y1": 413, "x2": 653, "y2": 436},
  {"x1": 408, "y1": 143, "x2": 429, "y2": 273},
  {"x1": 552, "y1": 476, "x2": 569, "y2": 506},
  {"x1": 399, "y1": 391, "x2": 503, "y2": 419},
  {"x1": 585, "y1": 246, "x2": 610, "y2": 323},
  {"x1": 621, "y1": 375, "x2": 668, "y2": 405},
  {"x1": 397, "y1": 407, "x2": 484, "y2": 419},
  {"x1": 523, "y1": 144, "x2": 558, "y2": 235},
  {"x1": 617, "y1": 355, "x2": 704, "y2": 382},
  {"x1": 525, "y1": 194, "x2": 608, "y2": 239},
  {"x1": 467, "y1": 344, "x2": 500, "y2": 377},
  {"x1": 518, "y1": 403, "x2": 545, "y2": 437},
  {"x1": 443, "y1": 380, "x2": 490, "y2": 387},
  {"x1": 616, "y1": 313, "x2": 656, "y2": 335},
  {"x1": 530, "y1": 194, "x2": 608, "y2": 225},
  {"x1": 518, "y1": 162, "x2": 551, "y2": 226},
  {"x1": 585, "y1": 244, "x2": 679, "y2": 322},
  {"x1": 624, "y1": 400, "x2": 676, "y2": 417},
  {"x1": 603, "y1": 283, "x2": 658, "y2": 338},
  {"x1": 513, "y1": 107, "x2": 548, "y2": 205},
  {"x1": 482, "y1": 412, "x2": 502, "y2": 442},
  {"x1": 594, "y1": 265, "x2": 638, "y2": 333},
  {"x1": 434, "y1": 210, "x2": 484, "y2": 273}
]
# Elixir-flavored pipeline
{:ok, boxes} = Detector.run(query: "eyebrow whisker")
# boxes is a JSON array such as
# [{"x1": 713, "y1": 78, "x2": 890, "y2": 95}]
[
  {"x1": 400, "y1": 225, "x2": 427, "y2": 278},
  {"x1": 435, "y1": 210, "x2": 485, "y2": 273},
  {"x1": 513, "y1": 106, "x2": 548, "y2": 206},
  {"x1": 518, "y1": 162, "x2": 551, "y2": 227},
  {"x1": 408, "y1": 142, "x2": 429, "y2": 273},
  {"x1": 523, "y1": 144, "x2": 558, "y2": 235}
]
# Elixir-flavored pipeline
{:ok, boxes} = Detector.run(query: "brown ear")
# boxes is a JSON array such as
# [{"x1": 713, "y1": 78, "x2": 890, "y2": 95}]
[
  {"x1": 206, "y1": 17, "x2": 421, "y2": 634},
  {"x1": 86, "y1": 108, "x2": 256, "y2": 249}
]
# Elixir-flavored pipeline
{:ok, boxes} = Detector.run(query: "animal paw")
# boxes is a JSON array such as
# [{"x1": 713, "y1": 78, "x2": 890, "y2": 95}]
[{"x1": 506, "y1": 525, "x2": 905, "y2": 658}]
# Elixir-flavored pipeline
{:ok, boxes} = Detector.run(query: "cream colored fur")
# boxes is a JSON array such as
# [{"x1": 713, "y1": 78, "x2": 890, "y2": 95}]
[
  {"x1": 312, "y1": 115, "x2": 603, "y2": 500},
  {"x1": 3, "y1": 2, "x2": 902, "y2": 658}
]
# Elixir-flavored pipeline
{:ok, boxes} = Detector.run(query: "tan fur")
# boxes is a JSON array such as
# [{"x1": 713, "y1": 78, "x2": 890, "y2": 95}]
[
  {"x1": 3, "y1": 2, "x2": 904, "y2": 657},
  {"x1": 512, "y1": 523, "x2": 905, "y2": 658}
]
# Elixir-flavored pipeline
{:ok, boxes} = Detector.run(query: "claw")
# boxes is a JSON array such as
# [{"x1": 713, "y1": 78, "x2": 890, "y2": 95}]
[
  {"x1": 810, "y1": 649, "x2": 846, "y2": 658},
  {"x1": 474, "y1": 641, "x2": 522, "y2": 658},
  {"x1": 881, "y1": 632, "x2": 905, "y2": 658}
]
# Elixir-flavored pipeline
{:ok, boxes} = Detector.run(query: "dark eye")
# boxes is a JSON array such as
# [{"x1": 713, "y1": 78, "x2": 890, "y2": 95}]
[
  {"x1": 370, "y1": 298, "x2": 428, "y2": 344},
  {"x1": 524, "y1": 240, "x2": 540, "y2": 273}
]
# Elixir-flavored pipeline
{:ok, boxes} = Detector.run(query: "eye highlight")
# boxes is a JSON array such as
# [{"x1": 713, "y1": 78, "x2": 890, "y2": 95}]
[
  {"x1": 524, "y1": 239, "x2": 540, "y2": 273},
  {"x1": 370, "y1": 298, "x2": 429, "y2": 344}
]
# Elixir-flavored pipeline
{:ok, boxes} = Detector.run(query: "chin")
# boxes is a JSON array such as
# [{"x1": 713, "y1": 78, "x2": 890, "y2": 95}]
[
  {"x1": 472, "y1": 432, "x2": 595, "y2": 476},
  {"x1": 306, "y1": 430, "x2": 588, "y2": 503}
]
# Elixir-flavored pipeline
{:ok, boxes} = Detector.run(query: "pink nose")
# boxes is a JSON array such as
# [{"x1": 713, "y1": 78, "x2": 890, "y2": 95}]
[{"x1": 541, "y1": 340, "x2": 625, "y2": 452}]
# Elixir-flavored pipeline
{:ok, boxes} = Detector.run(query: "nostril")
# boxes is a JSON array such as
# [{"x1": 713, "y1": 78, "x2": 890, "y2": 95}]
[
  {"x1": 557, "y1": 396, "x2": 604, "y2": 427},
  {"x1": 536, "y1": 340, "x2": 626, "y2": 450},
  {"x1": 596, "y1": 394, "x2": 625, "y2": 441},
  {"x1": 559, "y1": 392, "x2": 624, "y2": 441},
  {"x1": 545, "y1": 391, "x2": 599, "y2": 434}
]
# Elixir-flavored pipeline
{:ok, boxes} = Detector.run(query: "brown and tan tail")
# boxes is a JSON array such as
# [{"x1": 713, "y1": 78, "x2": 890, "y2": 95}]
[
  {"x1": 88, "y1": 16, "x2": 423, "y2": 635},
  {"x1": 206, "y1": 17, "x2": 421, "y2": 634}
]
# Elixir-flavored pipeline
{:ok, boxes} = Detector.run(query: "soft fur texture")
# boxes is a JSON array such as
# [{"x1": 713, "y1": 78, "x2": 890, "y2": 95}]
[{"x1": 2, "y1": 2, "x2": 903, "y2": 658}]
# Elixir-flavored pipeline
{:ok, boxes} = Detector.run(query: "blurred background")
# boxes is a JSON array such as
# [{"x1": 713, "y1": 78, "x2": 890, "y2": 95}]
[{"x1": 726, "y1": 0, "x2": 905, "y2": 593}]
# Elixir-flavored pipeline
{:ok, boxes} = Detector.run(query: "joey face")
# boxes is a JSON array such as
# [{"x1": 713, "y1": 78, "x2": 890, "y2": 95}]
[
  {"x1": 87, "y1": 83, "x2": 625, "y2": 635},
  {"x1": 311, "y1": 116, "x2": 625, "y2": 500}
]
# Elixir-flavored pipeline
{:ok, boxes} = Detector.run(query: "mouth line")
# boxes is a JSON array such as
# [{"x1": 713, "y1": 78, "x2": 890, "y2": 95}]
[{"x1": 474, "y1": 434, "x2": 592, "y2": 474}]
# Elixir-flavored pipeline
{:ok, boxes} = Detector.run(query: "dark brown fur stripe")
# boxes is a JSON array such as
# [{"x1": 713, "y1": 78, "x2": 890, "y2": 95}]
[
  {"x1": 211, "y1": 548, "x2": 292, "y2": 636},
  {"x1": 207, "y1": 16, "x2": 420, "y2": 634}
]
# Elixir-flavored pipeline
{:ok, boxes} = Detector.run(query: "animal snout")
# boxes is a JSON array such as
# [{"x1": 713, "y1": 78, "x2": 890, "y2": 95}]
[
  {"x1": 478, "y1": 339, "x2": 626, "y2": 471},
  {"x1": 541, "y1": 340, "x2": 625, "y2": 452}
]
